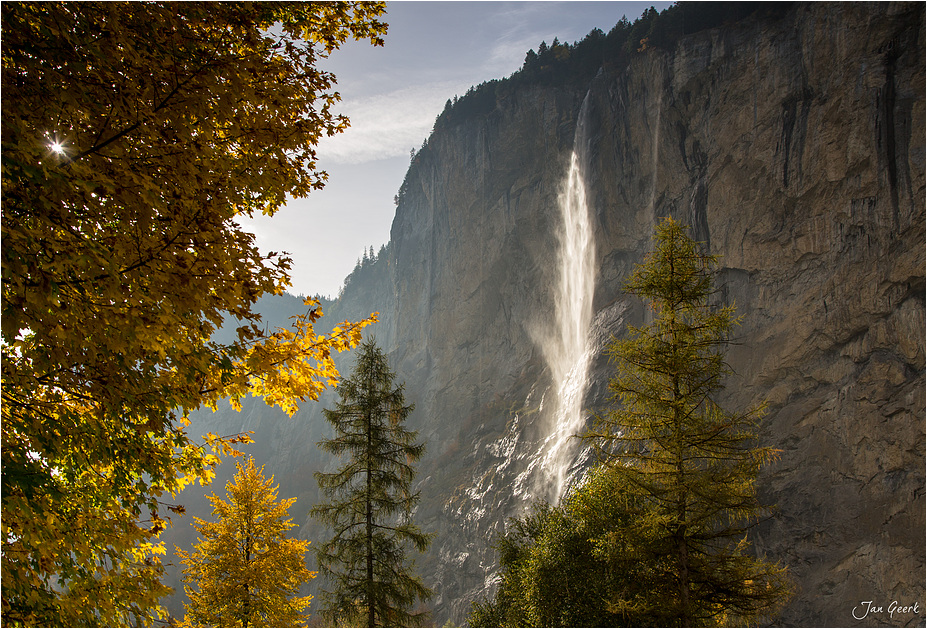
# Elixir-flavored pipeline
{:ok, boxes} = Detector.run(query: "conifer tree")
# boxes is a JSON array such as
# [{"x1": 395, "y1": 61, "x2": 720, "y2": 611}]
[
  {"x1": 312, "y1": 340, "x2": 432, "y2": 627},
  {"x1": 177, "y1": 459, "x2": 315, "y2": 627},
  {"x1": 586, "y1": 217, "x2": 791, "y2": 626}
]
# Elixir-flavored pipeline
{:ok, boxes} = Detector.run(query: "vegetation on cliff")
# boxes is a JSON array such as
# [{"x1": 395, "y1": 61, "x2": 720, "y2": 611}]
[
  {"x1": 340, "y1": 243, "x2": 392, "y2": 300},
  {"x1": 431, "y1": 2, "x2": 795, "y2": 131}
]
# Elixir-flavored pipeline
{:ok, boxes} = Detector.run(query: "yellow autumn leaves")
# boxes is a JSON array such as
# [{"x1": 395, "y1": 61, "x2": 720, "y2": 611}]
[
  {"x1": 1, "y1": 2, "x2": 387, "y2": 625},
  {"x1": 178, "y1": 459, "x2": 316, "y2": 627},
  {"x1": 230, "y1": 301, "x2": 378, "y2": 417}
]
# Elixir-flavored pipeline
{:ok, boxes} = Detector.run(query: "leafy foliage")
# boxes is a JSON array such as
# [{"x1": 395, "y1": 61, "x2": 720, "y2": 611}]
[
  {"x1": 178, "y1": 459, "x2": 315, "y2": 627},
  {"x1": 585, "y1": 218, "x2": 792, "y2": 626},
  {"x1": 468, "y1": 466, "x2": 654, "y2": 628},
  {"x1": 1, "y1": 2, "x2": 384, "y2": 625},
  {"x1": 311, "y1": 340, "x2": 432, "y2": 627}
]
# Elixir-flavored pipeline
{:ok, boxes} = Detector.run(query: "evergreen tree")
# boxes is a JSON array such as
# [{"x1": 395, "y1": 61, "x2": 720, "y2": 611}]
[
  {"x1": 311, "y1": 340, "x2": 432, "y2": 627},
  {"x1": 177, "y1": 458, "x2": 315, "y2": 627},
  {"x1": 585, "y1": 217, "x2": 791, "y2": 626}
]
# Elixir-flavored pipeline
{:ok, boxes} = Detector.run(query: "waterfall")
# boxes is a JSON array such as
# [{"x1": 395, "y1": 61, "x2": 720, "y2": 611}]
[{"x1": 531, "y1": 96, "x2": 597, "y2": 504}]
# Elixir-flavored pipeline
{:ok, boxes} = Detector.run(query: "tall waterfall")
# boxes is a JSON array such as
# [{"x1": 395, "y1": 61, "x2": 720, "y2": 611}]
[{"x1": 532, "y1": 97, "x2": 597, "y2": 504}]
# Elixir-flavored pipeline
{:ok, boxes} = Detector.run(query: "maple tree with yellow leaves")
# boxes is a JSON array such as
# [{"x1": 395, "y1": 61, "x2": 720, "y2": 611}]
[{"x1": 1, "y1": 2, "x2": 384, "y2": 625}]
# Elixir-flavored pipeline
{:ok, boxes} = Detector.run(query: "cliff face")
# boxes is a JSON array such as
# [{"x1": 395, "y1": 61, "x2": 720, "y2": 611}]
[
  {"x1": 583, "y1": 4, "x2": 926, "y2": 626},
  {"x1": 384, "y1": 2, "x2": 924, "y2": 625},
  {"x1": 161, "y1": 3, "x2": 924, "y2": 626}
]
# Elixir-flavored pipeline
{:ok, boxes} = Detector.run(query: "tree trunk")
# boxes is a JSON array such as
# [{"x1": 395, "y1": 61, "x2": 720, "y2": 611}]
[
  {"x1": 243, "y1": 532, "x2": 252, "y2": 628},
  {"x1": 367, "y1": 406, "x2": 375, "y2": 628},
  {"x1": 671, "y1": 311, "x2": 691, "y2": 627},
  {"x1": 676, "y1": 521, "x2": 690, "y2": 626}
]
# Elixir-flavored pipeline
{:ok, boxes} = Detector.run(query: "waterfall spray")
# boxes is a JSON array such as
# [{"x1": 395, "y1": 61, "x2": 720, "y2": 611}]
[{"x1": 532, "y1": 96, "x2": 597, "y2": 504}]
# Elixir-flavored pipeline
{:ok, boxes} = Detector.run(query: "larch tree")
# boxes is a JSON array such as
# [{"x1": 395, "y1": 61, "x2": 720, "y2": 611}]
[
  {"x1": 311, "y1": 340, "x2": 432, "y2": 627},
  {"x1": 1, "y1": 2, "x2": 384, "y2": 625},
  {"x1": 177, "y1": 459, "x2": 315, "y2": 628},
  {"x1": 585, "y1": 217, "x2": 792, "y2": 626}
]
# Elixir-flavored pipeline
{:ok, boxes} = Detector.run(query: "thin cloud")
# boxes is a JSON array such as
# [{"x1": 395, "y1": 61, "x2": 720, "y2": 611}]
[{"x1": 318, "y1": 79, "x2": 474, "y2": 165}]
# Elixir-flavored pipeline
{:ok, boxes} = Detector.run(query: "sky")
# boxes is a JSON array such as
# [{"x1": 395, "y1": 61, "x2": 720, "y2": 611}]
[{"x1": 239, "y1": 1, "x2": 672, "y2": 299}]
